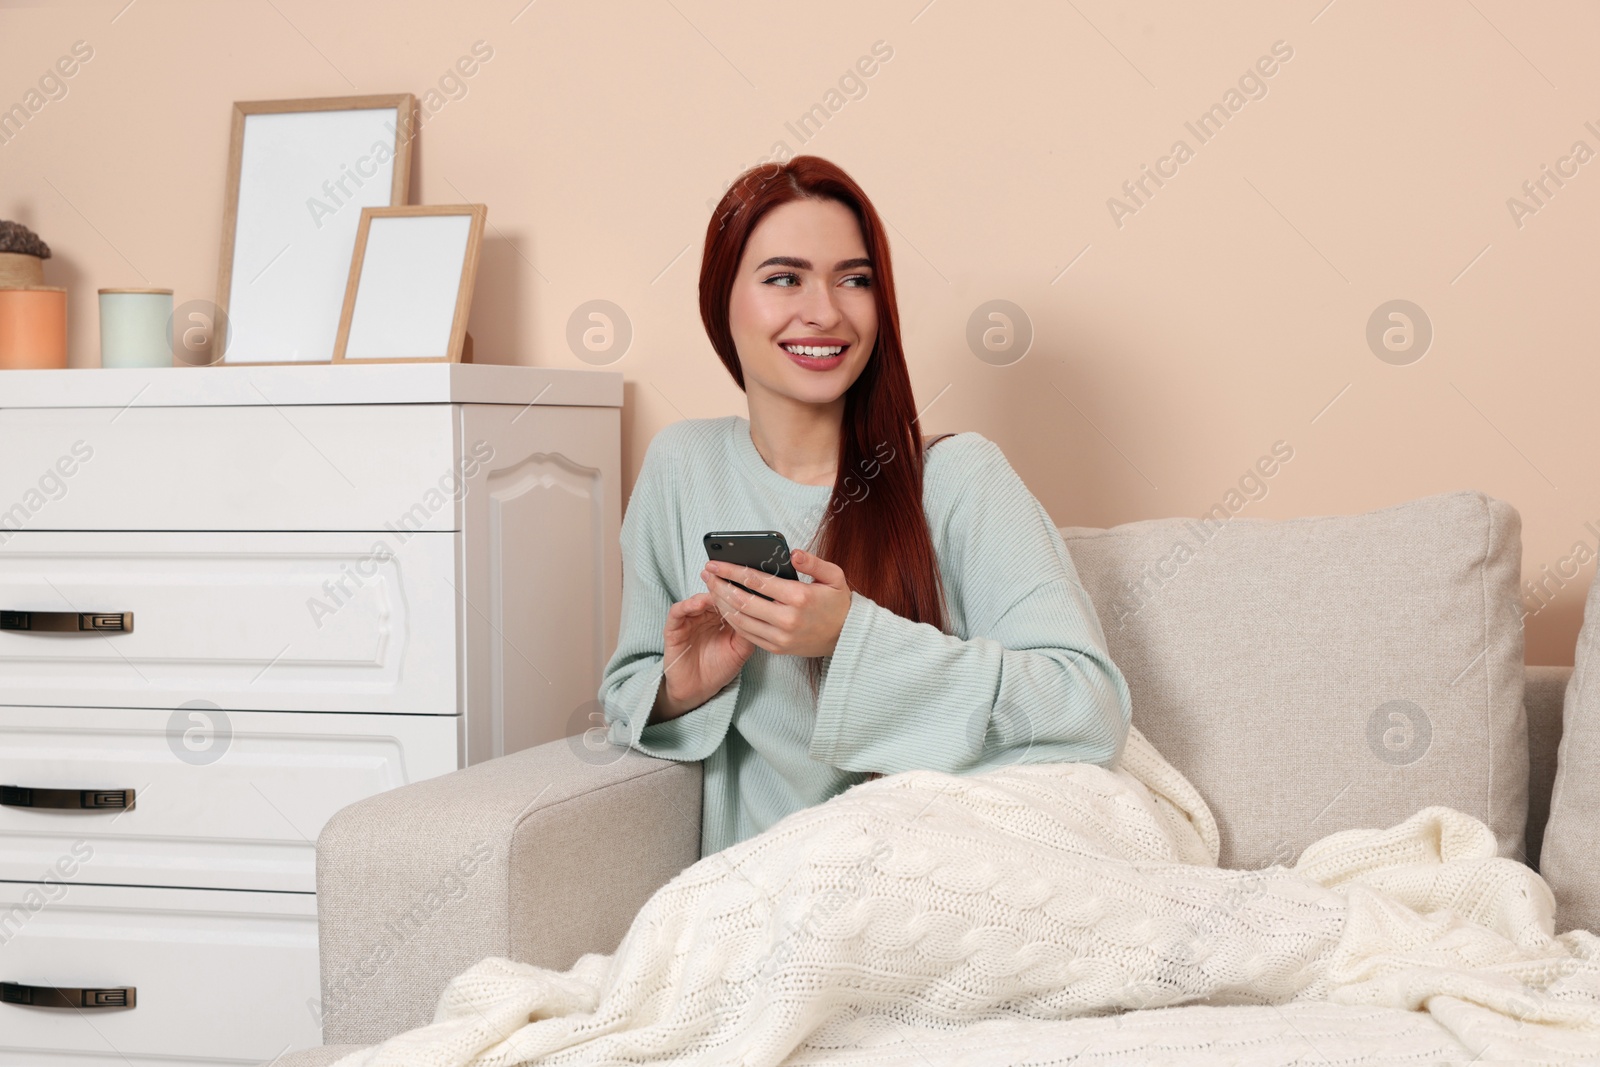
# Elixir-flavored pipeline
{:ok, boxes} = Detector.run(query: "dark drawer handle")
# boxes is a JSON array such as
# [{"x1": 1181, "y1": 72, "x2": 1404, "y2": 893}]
[
  {"x1": 1, "y1": 982, "x2": 136, "y2": 1009},
  {"x1": 0, "y1": 785, "x2": 135, "y2": 811},
  {"x1": 0, "y1": 611, "x2": 133, "y2": 633}
]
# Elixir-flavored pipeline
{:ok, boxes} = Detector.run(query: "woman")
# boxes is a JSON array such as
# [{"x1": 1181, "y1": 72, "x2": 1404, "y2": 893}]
[{"x1": 599, "y1": 156, "x2": 1132, "y2": 857}]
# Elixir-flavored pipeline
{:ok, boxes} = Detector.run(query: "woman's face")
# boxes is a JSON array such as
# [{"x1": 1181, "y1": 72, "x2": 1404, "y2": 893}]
[{"x1": 727, "y1": 197, "x2": 878, "y2": 408}]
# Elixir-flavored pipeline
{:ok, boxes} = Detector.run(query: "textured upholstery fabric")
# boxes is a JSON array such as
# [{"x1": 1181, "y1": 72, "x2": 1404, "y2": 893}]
[
  {"x1": 1059, "y1": 489, "x2": 1529, "y2": 870},
  {"x1": 1542, "y1": 573, "x2": 1600, "y2": 934},
  {"x1": 313, "y1": 742, "x2": 700, "y2": 1046},
  {"x1": 267, "y1": 1046, "x2": 368, "y2": 1066},
  {"x1": 1525, "y1": 663, "x2": 1572, "y2": 871}
]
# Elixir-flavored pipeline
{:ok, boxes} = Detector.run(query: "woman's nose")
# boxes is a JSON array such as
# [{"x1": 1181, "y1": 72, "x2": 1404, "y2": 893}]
[{"x1": 799, "y1": 282, "x2": 843, "y2": 328}]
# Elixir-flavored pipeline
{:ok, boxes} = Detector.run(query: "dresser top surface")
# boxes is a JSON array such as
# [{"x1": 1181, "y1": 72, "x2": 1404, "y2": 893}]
[{"x1": 0, "y1": 363, "x2": 623, "y2": 409}]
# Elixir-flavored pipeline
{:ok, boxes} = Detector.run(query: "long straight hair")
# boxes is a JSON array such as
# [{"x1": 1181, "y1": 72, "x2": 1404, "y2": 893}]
[{"x1": 699, "y1": 156, "x2": 948, "y2": 695}]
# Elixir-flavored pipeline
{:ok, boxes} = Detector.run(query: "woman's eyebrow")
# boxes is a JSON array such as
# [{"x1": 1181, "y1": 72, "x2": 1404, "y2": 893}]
[{"x1": 753, "y1": 256, "x2": 873, "y2": 272}]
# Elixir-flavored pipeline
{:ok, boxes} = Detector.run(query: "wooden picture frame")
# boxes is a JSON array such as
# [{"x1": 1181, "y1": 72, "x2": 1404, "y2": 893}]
[
  {"x1": 332, "y1": 204, "x2": 486, "y2": 364},
  {"x1": 215, "y1": 94, "x2": 416, "y2": 365}
]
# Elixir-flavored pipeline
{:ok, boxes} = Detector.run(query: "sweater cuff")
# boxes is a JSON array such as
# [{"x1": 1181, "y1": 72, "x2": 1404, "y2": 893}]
[
  {"x1": 632, "y1": 670, "x2": 742, "y2": 762},
  {"x1": 810, "y1": 589, "x2": 878, "y2": 767}
]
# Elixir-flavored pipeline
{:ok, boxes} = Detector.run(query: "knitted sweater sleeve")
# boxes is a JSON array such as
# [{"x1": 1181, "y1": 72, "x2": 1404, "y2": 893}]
[
  {"x1": 808, "y1": 436, "x2": 1132, "y2": 775},
  {"x1": 599, "y1": 434, "x2": 741, "y2": 761}
]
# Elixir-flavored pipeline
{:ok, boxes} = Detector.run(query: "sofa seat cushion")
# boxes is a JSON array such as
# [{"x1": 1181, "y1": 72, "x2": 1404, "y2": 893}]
[
  {"x1": 1541, "y1": 567, "x2": 1600, "y2": 933},
  {"x1": 1060, "y1": 488, "x2": 1528, "y2": 870},
  {"x1": 260, "y1": 1046, "x2": 368, "y2": 1066}
]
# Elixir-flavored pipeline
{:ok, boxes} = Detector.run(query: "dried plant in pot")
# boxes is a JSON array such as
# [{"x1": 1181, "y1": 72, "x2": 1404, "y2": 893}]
[{"x1": 0, "y1": 220, "x2": 51, "y2": 288}]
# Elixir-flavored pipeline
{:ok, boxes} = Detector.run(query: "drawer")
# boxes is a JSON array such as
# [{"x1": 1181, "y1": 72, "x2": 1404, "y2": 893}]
[
  {"x1": 0, "y1": 531, "x2": 459, "y2": 715},
  {"x1": 0, "y1": 403, "x2": 465, "y2": 532},
  {"x1": 0, "y1": 881, "x2": 319, "y2": 1064},
  {"x1": 0, "y1": 705, "x2": 459, "y2": 892}
]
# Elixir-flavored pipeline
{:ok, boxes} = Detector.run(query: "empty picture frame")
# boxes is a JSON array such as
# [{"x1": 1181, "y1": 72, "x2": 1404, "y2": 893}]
[
  {"x1": 216, "y1": 94, "x2": 416, "y2": 364},
  {"x1": 332, "y1": 204, "x2": 486, "y2": 364}
]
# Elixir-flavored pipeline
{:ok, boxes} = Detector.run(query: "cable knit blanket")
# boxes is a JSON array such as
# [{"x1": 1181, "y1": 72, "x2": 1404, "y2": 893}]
[{"x1": 332, "y1": 727, "x2": 1600, "y2": 1066}]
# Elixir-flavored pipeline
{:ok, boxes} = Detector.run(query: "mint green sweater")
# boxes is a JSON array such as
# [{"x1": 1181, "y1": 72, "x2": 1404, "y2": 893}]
[{"x1": 599, "y1": 415, "x2": 1133, "y2": 856}]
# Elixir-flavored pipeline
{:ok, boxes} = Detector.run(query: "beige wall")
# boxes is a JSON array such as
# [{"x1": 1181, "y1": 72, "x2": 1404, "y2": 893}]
[{"x1": 1, "y1": 0, "x2": 1594, "y2": 664}]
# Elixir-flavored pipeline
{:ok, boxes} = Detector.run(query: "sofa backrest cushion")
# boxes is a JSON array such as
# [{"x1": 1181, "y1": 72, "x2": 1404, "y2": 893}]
[
  {"x1": 1523, "y1": 664, "x2": 1571, "y2": 873},
  {"x1": 1540, "y1": 572, "x2": 1600, "y2": 933},
  {"x1": 1059, "y1": 489, "x2": 1528, "y2": 870}
]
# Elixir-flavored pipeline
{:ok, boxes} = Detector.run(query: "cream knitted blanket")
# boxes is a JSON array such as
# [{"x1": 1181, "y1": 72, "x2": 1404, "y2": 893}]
[{"x1": 332, "y1": 727, "x2": 1600, "y2": 1066}]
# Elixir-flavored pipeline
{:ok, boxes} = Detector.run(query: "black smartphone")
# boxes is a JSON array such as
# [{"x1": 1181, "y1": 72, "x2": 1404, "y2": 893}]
[{"x1": 703, "y1": 530, "x2": 798, "y2": 601}]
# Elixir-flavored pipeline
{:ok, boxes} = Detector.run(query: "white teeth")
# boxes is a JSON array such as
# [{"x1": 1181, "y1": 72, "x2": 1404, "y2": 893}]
[{"x1": 782, "y1": 344, "x2": 844, "y2": 358}]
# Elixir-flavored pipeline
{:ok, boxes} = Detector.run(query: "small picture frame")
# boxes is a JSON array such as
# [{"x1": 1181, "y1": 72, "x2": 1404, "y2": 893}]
[{"x1": 332, "y1": 204, "x2": 486, "y2": 364}]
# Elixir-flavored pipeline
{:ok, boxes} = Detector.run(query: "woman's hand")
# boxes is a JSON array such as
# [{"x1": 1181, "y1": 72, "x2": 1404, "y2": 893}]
[
  {"x1": 700, "y1": 548, "x2": 852, "y2": 658},
  {"x1": 655, "y1": 591, "x2": 755, "y2": 721}
]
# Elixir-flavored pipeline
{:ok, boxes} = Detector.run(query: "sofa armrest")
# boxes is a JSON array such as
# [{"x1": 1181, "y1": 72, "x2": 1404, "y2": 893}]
[
  {"x1": 1525, "y1": 663, "x2": 1572, "y2": 871},
  {"x1": 312, "y1": 739, "x2": 701, "y2": 1046}
]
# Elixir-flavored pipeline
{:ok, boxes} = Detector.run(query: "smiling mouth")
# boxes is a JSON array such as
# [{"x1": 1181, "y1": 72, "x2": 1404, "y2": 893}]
[{"x1": 780, "y1": 343, "x2": 848, "y2": 358}]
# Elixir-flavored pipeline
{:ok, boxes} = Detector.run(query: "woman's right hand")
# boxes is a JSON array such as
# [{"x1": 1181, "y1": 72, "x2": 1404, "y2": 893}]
[{"x1": 653, "y1": 591, "x2": 755, "y2": 722}]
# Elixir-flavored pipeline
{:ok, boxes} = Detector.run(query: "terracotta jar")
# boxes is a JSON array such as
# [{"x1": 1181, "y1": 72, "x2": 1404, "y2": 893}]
[{"x1": 0, "y1": 286, "x2": 68, "y2": 369}]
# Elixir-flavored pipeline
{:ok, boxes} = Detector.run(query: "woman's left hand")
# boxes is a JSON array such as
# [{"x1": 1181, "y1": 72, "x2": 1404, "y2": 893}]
[{"x1": 700, "y1": 548, "x2": 852, "y2": 658}]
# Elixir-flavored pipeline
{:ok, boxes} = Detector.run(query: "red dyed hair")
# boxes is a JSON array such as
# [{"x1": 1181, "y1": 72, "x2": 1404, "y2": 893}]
[{"x1": 699, "y1": 156, "x2": 949, "y2": 690}]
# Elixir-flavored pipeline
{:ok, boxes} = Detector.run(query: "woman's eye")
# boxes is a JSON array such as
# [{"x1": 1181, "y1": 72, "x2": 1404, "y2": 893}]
[{"x1": 762, "y1": 272, "x2": 871, "y2": 288}]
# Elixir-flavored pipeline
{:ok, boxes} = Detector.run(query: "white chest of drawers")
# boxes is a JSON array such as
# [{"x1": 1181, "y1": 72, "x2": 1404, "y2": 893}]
[{"x1": 0, "y1": 364, "x2": 621, "y2": 1065}]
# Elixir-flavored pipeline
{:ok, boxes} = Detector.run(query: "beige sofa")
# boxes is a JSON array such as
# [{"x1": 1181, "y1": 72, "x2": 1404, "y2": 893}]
[{"x1": 271, "y1": 489, "x2": 1595, "y2": 1064}]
